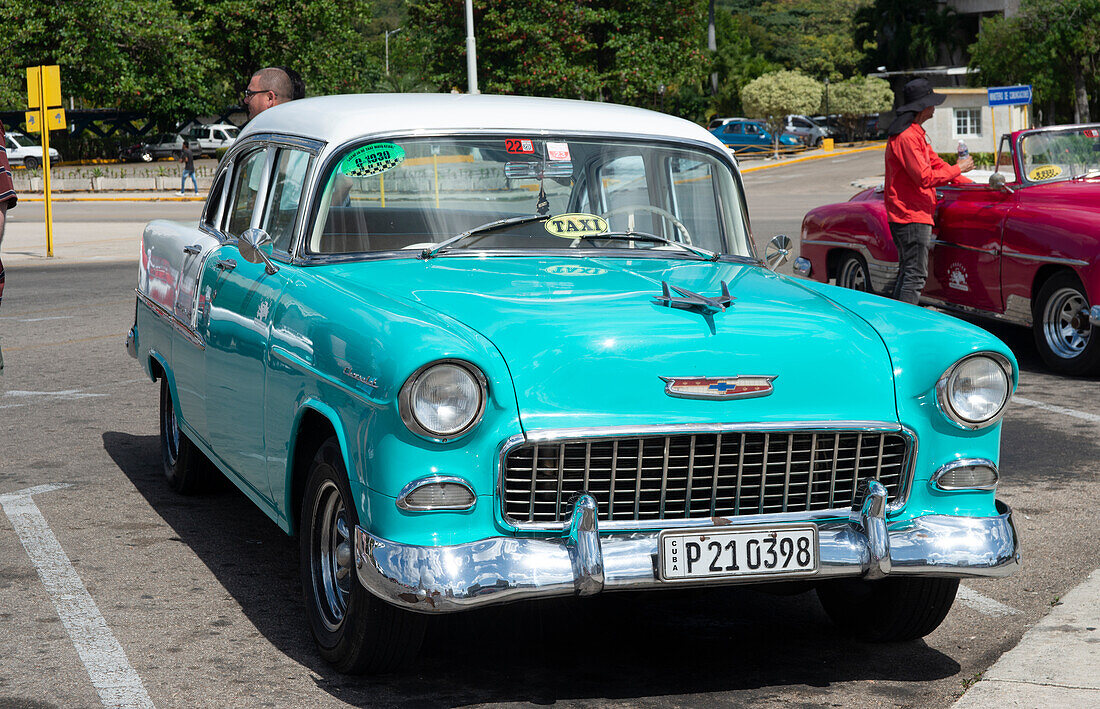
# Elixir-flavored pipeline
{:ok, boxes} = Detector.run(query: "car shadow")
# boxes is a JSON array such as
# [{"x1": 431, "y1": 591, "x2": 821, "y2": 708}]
[{"x1": 104, "y1": 431, "x2": 961, "y2": 706}]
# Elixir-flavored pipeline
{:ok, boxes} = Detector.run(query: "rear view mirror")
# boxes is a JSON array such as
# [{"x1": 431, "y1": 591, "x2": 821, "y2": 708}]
[{"x1": 504, "y1": 161, "x2": 573, "y2": 180}]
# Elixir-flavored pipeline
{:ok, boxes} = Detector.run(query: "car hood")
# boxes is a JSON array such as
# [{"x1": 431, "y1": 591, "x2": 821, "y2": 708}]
[{"x1": 339, "y1": 256, "x2": 899, "y2": 432}]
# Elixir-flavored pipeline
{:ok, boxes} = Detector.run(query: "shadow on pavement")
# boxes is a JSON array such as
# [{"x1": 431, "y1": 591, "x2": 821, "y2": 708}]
[{"x1": 104, "y1": 431, "x2": 961, "y2": 707}]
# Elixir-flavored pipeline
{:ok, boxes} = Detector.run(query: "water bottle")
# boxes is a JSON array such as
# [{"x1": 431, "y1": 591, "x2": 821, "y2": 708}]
[{"x1": 957, "y1": 140, "x2": 969, "y2": 162}]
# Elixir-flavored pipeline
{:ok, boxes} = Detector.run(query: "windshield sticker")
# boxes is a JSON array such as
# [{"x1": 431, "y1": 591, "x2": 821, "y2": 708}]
[
  {"x1": 1027, "y1": 164, "x2": 1062, "y2": 181},
  {"x1": 340, "y1": 143, "x2": 406, "y2": 177},
  {"x1": 545, "y1": 213, "x2": 609, "y2": 237},
  {"x1": 544, "y1": 265, "x2": 608, "y2": 276},
  {"x1": 505, "y1": 138, "x2": 535, "y2": 154},
  {"x1": 546, "y1": 142, "x2": 571, "y2": 161}
]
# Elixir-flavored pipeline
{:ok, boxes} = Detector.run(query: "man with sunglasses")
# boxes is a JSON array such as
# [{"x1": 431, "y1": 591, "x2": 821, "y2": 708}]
[{"x1": 242, "y1": 66, "x2": 304, "y2": 120}]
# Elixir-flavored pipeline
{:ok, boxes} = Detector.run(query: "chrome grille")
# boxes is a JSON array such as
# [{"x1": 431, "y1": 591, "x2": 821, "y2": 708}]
[{"x1": 501, "y1": 430, "x2": 911, "y2": 526}]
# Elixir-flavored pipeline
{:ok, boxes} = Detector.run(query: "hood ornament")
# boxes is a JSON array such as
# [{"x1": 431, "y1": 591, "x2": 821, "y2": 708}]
[
  {"x1": 660, "y1": 375, "x2": 777, "y2": 400},
  {"x1": 654, "y1": 281, "x2": 733, "y2": 314}
]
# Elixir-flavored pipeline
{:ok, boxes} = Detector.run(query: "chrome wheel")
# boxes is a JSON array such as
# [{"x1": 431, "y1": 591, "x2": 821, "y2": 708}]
[
  {"x1": 163, "y1": 391, "x2": 180, "y2": 466},
  {"x1": 1041, "y1": 286, "x2": 1091, "y2": 359},
  {"x1": 837, "y1": 254, "x2": 869, "y2": 291},
  {"x1": 309, "y1": 480, "x2": 354, "y2": 632}
]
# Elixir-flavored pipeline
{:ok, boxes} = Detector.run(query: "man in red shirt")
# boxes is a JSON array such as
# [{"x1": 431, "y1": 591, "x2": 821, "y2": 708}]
[{"x1": 884, "y1": 78, "x2": 974, "y2": 304}]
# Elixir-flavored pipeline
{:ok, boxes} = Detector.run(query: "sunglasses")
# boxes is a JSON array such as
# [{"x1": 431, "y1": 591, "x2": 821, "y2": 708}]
[{"x1": 241, "y1": 88, "x2": 277, "y2": 101}]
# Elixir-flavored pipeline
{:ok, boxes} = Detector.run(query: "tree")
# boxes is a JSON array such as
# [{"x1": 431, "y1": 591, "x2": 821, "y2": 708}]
[
  {"x1": 748, "y1": 0, "x2": 869, "y2": 80},
  {"x1": 0, "y1": 0, "x2": 217, "y2": 123},
  {"x1": 741, "y1": 70, "x2": 823, "y2": 155},
  {"x1": 854, "y1": 0, "x2": 962, "y2": 99},
  {"x1": 828, "y1": 76, "x2": 892, "y2": 141},
  {"x1": 710, "y1": 11, "x2": 780, "y2": 118},
  {"x1": 968, "y1": 0, "x2": 1099, "y2": 123},
  {"x1": 404, "y1": 1, "x2": 710, "y2": 119}
]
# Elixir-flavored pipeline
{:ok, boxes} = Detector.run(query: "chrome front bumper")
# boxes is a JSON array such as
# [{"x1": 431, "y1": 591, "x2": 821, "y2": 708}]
[{"x1": 354, "y1": 482, "x2": 1020, "y2": 614}]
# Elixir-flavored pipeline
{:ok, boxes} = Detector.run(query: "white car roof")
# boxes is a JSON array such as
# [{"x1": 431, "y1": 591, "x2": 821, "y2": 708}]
[{"x1": 239, "y1": 93, "x2": 728, "y2": 154}]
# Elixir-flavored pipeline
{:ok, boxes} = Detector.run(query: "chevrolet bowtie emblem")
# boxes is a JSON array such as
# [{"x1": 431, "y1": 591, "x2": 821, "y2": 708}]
[
  {"x1": 654, "y1": 281, "x2": 733, "y2": 313},
  {"x1": 660, "y1": 375, "x2": 777, "y2": 400}
]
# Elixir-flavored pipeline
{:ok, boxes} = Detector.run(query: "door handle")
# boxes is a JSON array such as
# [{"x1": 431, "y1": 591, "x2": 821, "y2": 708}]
[
  {"x1": 215, "y1": 259, "x2": 237, "y2": 271},
  {"x1": 183, "y1": 244, "x2": 202, "y2": 255}
]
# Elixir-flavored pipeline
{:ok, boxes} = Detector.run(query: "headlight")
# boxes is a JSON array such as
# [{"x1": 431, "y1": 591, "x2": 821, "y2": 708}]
[
  {"x1": 399, "y1": 360, "x2": 486, "y2": 441},
  {"x1": 936, "y1": 353, "x2": 1012, "y2": 429}
]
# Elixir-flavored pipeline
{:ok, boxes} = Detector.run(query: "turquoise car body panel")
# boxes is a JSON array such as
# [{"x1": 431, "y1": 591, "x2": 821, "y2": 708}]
[{"x1": 134, "y1": 237, "x2": 1016, "y2": 548}]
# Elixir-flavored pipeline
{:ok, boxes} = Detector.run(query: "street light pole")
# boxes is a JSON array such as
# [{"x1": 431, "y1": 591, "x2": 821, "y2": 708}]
[
  {"x1": 385, "y1": 27, "x2": 403, "y2": 77},
  {"x1": 465, "y1": 0, "x2": 479, "y2": 94}
]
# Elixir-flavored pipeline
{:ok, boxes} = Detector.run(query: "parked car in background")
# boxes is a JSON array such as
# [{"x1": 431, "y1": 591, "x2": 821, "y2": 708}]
[
  {"x1": 118, "y1": 133, "x2": 201, "y2": 163},
  {"x1": 707, "y1": 116, "x2": 748, "y2": 130},
  {"x1": 797, "y1": 123, "x2": 1100, "y2": 375},
  {"x1": 784, "y1": 114, "x2": 831, "y2": 147},
  {"x1": 708, "y1": 118, "x2": 803, "y2": 154},
  {"x1": 128, "y1": 93, "x2": 1021, "y2": 674},
  {"x1": 187, "y1": 123, "x2": 239, "y2": 156},
  {"x1": 4, "y1": 131, "x2": 61, "y2": 169}
]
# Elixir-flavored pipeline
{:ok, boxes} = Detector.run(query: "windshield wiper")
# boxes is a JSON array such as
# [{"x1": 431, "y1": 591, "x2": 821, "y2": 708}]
[
  {"x1": 577, "y1": 230, "x2": 719, "y2": 261},
  {"x1": 420, "y1": 214, "x2": 551, "y2": 259},
  {"x1": 1072, "y1": 168, "x2": 1100, "y2": 181}
]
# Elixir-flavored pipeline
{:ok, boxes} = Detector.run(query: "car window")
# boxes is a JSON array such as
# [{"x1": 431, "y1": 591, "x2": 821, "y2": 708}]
[
  {"x1": 744, "y1": 124, "x2": 760, "y2": 135},
  {"x1": 723, "y1": 124, "x2": 741, "y2": 134},
  {"x1": 203, "y1": 171, "x2": 228, "y2": 229},
  {"x1": 598, "y1": 155, "x2": 650, "y2": 231},
  {"x1": 226, "y1": 149, "x2": 269, "y2": 237},
  {"x1": 262, "y1": 148, "x2": 311, "y2": 252},
  {"x1": 670, "y1": 157, "x2": 720, "y2": 244}
]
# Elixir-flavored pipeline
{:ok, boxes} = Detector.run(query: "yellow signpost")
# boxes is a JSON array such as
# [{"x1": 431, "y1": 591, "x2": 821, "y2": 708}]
[{"x1": 26, "y1": 65, "x2": 64, "y2": 257}]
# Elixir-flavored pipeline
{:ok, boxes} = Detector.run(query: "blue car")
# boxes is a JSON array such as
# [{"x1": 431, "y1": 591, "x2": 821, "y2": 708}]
[
  {"x1": 128, "y1": 94, "x2": 1020, "y2": 674},
  {"x1": 709, "y1": 118, "x2": 804, "y2": 153}
]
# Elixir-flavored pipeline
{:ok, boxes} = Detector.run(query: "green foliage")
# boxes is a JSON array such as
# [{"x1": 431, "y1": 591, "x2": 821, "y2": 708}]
[
  {"x1": 741, "y1": 70, "x2": 823, "y2": 153},
  {"x1": 854, "y1": 0, "x2": 961, "y2": 76},
  {"x1": 710, "y1": 12, "x2": 779, "y2": 118},
  {"x1": 938, "y1": 152, "x2": 998, "y2": 169},
  {"x1": 828, "y1": 75, "x2": 891, "y2": 140},
  {"x1": 743, "y1": 0, "x2": 869, "y2": 80},
  {"x1": 968, "y1": 0, "x2": 1100, "y2": 123},
  {"x1": 404, "y1": 1, "x2": 709, "y2": 118}
]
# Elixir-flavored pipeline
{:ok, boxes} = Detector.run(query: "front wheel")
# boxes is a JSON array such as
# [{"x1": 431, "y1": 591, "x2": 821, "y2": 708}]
[
  {"x1": 1033, "y1": 272, "x2": 1100, "y2": 375},
  {"x1": 836, "y1": 252, "x2": 870, "y2": 292},
  {"x1": 300, "y1": 438, "x2": 427, "y2": 673},
  {"x1": 23, "y1": 156, "x2": 39, "y2": 170},
  {"x1": 816, "y1": 577, "x2": 959, "y2": 641},
  {"x1": 159, "y1": 377, "x2": 211, "y2": 494}
]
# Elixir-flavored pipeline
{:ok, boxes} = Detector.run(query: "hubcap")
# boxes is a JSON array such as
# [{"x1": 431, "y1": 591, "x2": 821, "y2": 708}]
[
  {"x1": 310, "y1": 479, "x2": 353, "y2": 632},
  {"x1": 839, "y1": 258, "x2": 867, "y2": 291},
  {"x1": 1043, "y1": 286, "x2": 1091, "y2": 359}
]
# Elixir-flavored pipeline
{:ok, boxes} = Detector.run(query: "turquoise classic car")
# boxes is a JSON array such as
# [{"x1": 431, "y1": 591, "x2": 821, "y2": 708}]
[{"x1": 127, "y1": 94, "x2": 1021, "y2": 673}]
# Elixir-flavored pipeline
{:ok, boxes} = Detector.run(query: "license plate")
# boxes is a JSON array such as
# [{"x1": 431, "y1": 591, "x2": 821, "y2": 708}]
[{"x1": 659, "y1": 526, "x2": 818, "y2": 581}]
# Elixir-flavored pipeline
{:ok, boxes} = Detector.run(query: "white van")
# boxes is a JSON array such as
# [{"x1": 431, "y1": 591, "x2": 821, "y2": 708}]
[
  {"x1": 187, "y1": 124, "x2": 239, "y2": 156},
  {"x1": 4, "y1": 131, "x2": 61, "y2": 169}
]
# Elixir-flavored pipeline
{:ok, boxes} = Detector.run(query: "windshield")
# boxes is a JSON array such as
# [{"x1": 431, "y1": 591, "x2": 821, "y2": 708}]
[
  {"x1": 308, "y1": 136, "x2": 751, "y2": 258},
  {"x1": 1019, "y1": 126, "x2": 1100, "y2": 183}
]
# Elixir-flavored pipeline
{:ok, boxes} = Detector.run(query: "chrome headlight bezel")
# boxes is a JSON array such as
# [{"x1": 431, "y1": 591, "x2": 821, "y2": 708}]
[
  {"x1": 935, "y1": 352, "x2": 1013, "y2": 430},
  {"x1": 398, "y1": 359, "x2": 487, "y2": 442}
]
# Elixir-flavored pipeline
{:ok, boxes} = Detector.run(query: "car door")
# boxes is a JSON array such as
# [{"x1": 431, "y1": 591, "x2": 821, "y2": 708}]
[
  {"x1": 197, "y1": 146, "x2": 288, "y2": 501},
  {"x1": 924, "y1": 185, "x2": 1015, "y2": 313}
]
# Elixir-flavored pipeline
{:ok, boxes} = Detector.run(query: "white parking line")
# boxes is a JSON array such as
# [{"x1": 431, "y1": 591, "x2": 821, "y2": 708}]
[
  {"x1": 0, "y1": 484, "x2": 154, "y2": 709},
  {"x1": 1013, "y1": 396, "x2": 1100, "y2": 424},
  {"x1": 958, "y1": 584, "x2": 1022, "y2": 617}
]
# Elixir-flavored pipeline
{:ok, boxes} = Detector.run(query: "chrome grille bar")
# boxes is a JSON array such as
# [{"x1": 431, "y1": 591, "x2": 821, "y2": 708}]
[{"x1": 501, "y1": 428, "x2": 914, "y2": 528}]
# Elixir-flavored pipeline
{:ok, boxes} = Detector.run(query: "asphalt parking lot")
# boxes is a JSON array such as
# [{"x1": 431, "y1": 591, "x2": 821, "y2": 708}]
[{"x1": 1, "y1": 152, "x2": 1098, "y2": 708}]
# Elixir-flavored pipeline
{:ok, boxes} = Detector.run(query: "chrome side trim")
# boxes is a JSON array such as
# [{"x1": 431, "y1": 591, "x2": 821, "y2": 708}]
[
  {"x1": 125, "y1": 326, "x2": 138, "y2": 359},
  {"x1": 1001, "y1": 250, "x2": 1088, "y2": 267},
  {"x1": 354, "y1": 499, "x2": 1021, "y2": 614},
  {"x1": 931, "y1": 458, "x2": 999, "y2": 491},
  {"x1": 921, "y1": 295, "x2": 1032, "y2": 328},
  {"x1": 269, "y1": 345, "x2": 375, "y2": 406},
  {"x1": 930, "y1": 239, "x2": 998, "y2": 256},
  {"x1": 135, "y1": 289, "x2": 205, "y2": 350},
  {"x1": 396, "y1": 475, "x2": 477, "y2": 512},
  {"x1": 496, "y1": 422, "x2": 918, "y2": 531}
]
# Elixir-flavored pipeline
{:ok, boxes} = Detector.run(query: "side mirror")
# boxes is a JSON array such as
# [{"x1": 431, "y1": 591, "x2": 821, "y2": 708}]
[
  {"x1": 989, "y1": 172, "x2": 1014, "y2": 194},
  {"x1": 238, "y1": 227, "x2": 279, "y2": 275},
  {"x1": 765, "y1": 234, "x2": 792, "y2": 271}
]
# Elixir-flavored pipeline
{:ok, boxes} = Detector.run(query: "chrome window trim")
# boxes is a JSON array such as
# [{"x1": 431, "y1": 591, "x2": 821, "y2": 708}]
[
  {"x1": 398, "y1": 359, "x2": 489, "y2": 443},
  {"x1": 396, "y1": 475, "x2": 477, "y2": 511},
  {"x1": 496, "y1": 421, "x2": 918, "y2": 532},
  {"x1": 931, "y1": 458, "x2": 999, "y2": 491},
  {"x1": 935, "y1": 352, "x2": 1014, "y2": 430},
  {"x1": 298, "y1": 130, "x2": 753, "y2": 263},
  {"x1": 135, "y1": 289, "x2": 205, "y2": 350}
]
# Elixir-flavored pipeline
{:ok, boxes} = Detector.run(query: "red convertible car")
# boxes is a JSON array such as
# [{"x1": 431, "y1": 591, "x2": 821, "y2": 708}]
[{"x1": 796, "y1": 123, "x2": 1100, "y2": 375}]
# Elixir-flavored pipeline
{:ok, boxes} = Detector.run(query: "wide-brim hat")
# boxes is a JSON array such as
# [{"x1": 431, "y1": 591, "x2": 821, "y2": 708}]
[{"x1": 885, "y1": 78, "x2": 947, "y2": 135}]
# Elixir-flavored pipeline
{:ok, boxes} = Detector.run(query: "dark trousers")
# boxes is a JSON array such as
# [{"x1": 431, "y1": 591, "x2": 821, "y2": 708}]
[{"x1": 889, "y1": 222, "x2": 932, "y2": 305}]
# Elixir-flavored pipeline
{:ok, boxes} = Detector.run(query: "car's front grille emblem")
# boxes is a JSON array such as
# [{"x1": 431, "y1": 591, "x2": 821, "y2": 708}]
[{"x1": 659, "y1": 375, "x2": 776, "y2": 400}]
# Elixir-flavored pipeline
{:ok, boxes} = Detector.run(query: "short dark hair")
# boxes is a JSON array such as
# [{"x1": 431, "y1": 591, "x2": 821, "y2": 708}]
[{"x1": 274, "y1": 66, "x2": 306, "y2": 100}]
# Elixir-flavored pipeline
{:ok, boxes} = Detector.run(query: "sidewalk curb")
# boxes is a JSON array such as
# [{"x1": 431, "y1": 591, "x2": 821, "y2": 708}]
[
  {"x1": 740, "y1": 143, "x2": 885, "y2": 174},
  {"x1": 952, "y1": 568, "x2": 1100, "y2": 708},
  {"x1": 19, "y1": 195, "x2": 205, "y2": 203}
]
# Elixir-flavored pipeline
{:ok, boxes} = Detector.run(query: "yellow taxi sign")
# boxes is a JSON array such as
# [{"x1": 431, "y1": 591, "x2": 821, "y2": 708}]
[
  {"x1": 26, "y1": 65, "x2": 62, "y2": 109},
  {"x1": 544, "y1": 213, "x2": 609, "y2": 238}
]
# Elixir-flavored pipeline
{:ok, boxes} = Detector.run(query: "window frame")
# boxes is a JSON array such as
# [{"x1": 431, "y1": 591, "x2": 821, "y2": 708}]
[{"x1": 954, "y1": 107, "x2": 983, "y2": 139}]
